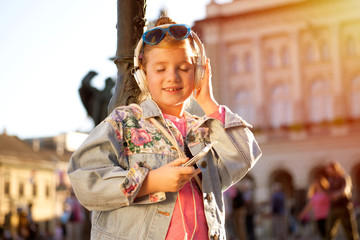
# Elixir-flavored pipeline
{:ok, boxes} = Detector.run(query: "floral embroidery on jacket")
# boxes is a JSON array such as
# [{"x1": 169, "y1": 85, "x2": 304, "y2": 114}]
[
  {"x1": 130, "y1": 128, "x2": 152, "y2": 146},
  {"x1": 106, "y1": 103, "x2": 210, "y2": 204},
  {"x1": 106, "y1": 105, "x2": 180, "y2": 156},
  {"x1": 149, "y1": 192, "x2": 166, "y2": 203},
  {"x1": 120, "y1": 162, "x2": 150, "y2": 202}
]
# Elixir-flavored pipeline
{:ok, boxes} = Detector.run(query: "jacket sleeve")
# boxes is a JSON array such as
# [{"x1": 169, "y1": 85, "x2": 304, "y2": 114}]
[
  {"x1": 67, "y1": 118, "x2": 164, "y2": 212},
  {"x1": 204, "y1": 105, "x2": 262, "y2": 190}
]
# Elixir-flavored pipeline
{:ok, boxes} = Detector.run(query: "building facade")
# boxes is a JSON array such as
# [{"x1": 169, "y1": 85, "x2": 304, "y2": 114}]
[
  {"x1": 193, "y1": 0, "x2": 360, "y2": 231},
  {"x1": 0, "y1": 132, "x2": 84, "y2": 237}
]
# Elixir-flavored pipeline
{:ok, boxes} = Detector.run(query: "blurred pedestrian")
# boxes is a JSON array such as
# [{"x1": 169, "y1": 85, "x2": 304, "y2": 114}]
[
  {"x1": 271, "y1": 182, "x2": 287, "y2": 240},
  {"x1": 243, "y1": 181, "x2": 256, "y2": 240},
  {"x1": 224, "y1": 186, "x2": 237, "y2": 240},
  {"x1": 18, "y1": 207, "x2": 30, "y2": 240},
  {"x1": 233, "y1": 185, "x2": 247, "y2": 240},
  {"x1": 298, "y1": 176, "x2": 330, "y2": 238},
  {"x1": 54, "y1": 218, "x2": 65, "y2": 240},
  {"x1": 65, "y1": 190, "x2": 84, "y2": 240},
  {"x1": 324, "y1": 161, "x2": 359, "y2": 240},
  {"x1": 3, "y1": 202, "x2": 18, "y2": 240},
  {"x1": 27, "y1": 203, "x2": 38, "y2": 239}
]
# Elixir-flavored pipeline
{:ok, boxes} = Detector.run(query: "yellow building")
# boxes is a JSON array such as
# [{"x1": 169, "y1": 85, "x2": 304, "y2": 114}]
[
  {"x1": 194, "y1": 0, "x2": 360, "y2": 236},
  {"x1": 0, "y1": 132, "x2": 76, "y2": 236}
]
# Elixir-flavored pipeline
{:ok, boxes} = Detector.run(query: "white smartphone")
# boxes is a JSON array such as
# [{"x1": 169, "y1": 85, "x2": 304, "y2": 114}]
[{"x1": 181, "y1": 141, "x2": 217, "y2": 167}]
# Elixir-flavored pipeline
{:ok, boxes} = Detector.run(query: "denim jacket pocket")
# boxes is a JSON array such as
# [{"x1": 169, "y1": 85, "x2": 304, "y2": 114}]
[{"x1": 92, "y1": 204, "x2": 154, "y2": 239}]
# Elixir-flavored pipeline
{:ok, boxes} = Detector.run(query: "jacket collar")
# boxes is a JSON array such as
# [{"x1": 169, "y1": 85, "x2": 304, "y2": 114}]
[
  {"x1": 139, "y1": 98, "x2": 203, "y2": 128},
  {"x1": 139, "y1": 98, "x2": 163, "y2": 119}
]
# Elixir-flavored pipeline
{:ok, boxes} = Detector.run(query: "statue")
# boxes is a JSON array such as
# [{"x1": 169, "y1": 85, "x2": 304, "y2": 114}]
[{"x1": 79, "y1": 71, "x2": 115, "y2": 126}]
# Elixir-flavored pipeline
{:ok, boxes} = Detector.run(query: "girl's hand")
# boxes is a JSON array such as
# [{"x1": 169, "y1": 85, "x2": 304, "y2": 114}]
[
  {"x1": 137, "y1": 158, "x2": 201, "y2": 196},
  {"x1": 194, "y1": 58, "x2": 219, "y2": 115},
  {"x1": 153, "y1": 158, "x2": 201, "y2": 192}
]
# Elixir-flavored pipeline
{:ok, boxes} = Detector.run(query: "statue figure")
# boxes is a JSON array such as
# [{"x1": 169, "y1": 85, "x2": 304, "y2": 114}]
[{"x1": 79, "y1": 71, "x2": 115, "y2": 126}]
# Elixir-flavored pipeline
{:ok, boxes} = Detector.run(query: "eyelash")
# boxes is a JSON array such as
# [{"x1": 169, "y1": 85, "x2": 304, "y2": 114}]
[{"x1": 156, "y1": 67, "x2": 190, "y2": 72}]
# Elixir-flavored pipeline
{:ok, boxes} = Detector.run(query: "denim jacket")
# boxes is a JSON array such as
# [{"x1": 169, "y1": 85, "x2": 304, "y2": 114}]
[{"x1": 68, "y1": 99, "x2": 262, "y2": 240}]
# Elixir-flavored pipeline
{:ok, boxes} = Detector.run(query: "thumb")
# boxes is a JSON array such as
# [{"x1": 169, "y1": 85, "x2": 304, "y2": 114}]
[{"x1": 169, "y1": 158, "x2": 188, "y2": 166}]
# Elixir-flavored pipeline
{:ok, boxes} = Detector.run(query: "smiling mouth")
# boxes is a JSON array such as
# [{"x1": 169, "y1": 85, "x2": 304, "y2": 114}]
[{"x1": 163, "y1": 88, "x2": 182, "y2": 91}]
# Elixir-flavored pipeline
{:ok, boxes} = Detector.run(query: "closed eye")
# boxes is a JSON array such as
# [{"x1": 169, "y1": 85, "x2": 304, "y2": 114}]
[
  {"x1": 179, "y1": 64, "x2": 192, "y2": 72},
  {"x1": 155, "y1": 66, "x2": 166, "y2": 72}
]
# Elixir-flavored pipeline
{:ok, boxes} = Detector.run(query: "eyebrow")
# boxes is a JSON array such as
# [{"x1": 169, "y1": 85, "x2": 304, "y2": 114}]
[{"x1": 152, "y1": 60, "x2": 192, "y2": 65}]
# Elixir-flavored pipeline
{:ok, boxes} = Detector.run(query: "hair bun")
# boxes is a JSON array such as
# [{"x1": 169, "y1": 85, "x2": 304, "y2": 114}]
[{"x1": 155, "y1": 17, "x2": 177, "y2": 26}]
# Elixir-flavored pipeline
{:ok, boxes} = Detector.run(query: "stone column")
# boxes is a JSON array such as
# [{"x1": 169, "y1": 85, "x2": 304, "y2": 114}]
[
  {"x1": 253, "y1": 36, "x2": 265, "y2": 127},
  {"x1": 289, "y1": 29, "x2": 304, "y2": 124},
  {"x1": 330, "y1": 23, "x2": 345, "y2": 118}
]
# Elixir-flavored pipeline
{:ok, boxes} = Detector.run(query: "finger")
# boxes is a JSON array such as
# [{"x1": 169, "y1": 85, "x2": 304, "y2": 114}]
[
  {"x1": 206, "y1": 58, "x2": 211, "y2": 73},
  {"x1": 198, "y1": 59, "x2": 211, "y2": 91},
  {"x1": 169, "y1": 158, "x2": 188, "y2": 166},
  {"x1": 204, "y1": 58, "x2": 211, "y2": 78},
  {"x1": 179, "y1": 166, "x2": 197, "y2": 175},
  {"x1": 187, "y1": 168, "x2": 202, "y2": 179}
]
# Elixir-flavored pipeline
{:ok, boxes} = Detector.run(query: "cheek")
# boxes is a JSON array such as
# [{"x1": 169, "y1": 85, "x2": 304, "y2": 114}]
[
  {"x1": 145, "y1": 73, "x2": 160, "y2": 95},
  {"x1": 144, "y1": 69, "x2": 156, "y2": 85}
]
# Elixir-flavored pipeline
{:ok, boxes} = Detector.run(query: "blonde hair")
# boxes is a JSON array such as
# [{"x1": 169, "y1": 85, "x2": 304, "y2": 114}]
[{"x1": 327, "y1": 161, "x2": 345, "y2": 177}]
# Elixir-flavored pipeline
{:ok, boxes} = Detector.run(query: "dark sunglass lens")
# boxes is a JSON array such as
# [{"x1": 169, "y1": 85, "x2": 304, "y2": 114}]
[
  {"x1": 169, "y1": 26, "x2": 189, "y2": 39},
  {"x1": 144, "y1": 28, "x2": 164, "y2": 44}
]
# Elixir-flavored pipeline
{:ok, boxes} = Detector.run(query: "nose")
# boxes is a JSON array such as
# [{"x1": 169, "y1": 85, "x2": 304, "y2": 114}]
[{"x1": 166, "y1": 68, "x2": 180, "y2": 82}]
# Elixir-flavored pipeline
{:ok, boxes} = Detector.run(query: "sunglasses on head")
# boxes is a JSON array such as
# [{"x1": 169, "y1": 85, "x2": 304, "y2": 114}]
[{"x1": 142, "y1": 24, "x2": 192, "y2": 45}]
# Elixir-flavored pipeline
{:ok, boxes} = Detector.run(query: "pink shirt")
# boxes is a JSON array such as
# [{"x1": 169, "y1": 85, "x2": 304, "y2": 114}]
[
  {"x1": 310, "y1": 192, "x2": 330, "y2": 220},
  {"x1": 164, "y1": 107, "x2": 224, "y2": 240}
]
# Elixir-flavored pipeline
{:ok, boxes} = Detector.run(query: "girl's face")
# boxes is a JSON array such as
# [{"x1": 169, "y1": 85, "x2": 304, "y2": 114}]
[{"x1": 144, "y1": 46, "x2": 195, "y2": 116}]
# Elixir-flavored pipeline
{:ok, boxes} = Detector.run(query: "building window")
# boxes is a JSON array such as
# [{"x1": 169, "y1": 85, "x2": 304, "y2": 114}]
[
  {"x1": 5, "y1": 181, "x2": 10, "y2": 196},
  {"x1": 19, "y1": 182, "x2": 24, "y2": 197},
  {"x1": 46, "y1": 184, "x2": 50, "y2": 198},
  {"x1": 4, "y1": 172, "x2": 10, "y2": 196},
  {"x1": 266, "y1": 48, "x2": 275, "y2": 69},
  {"x1": 320, "y1": 41, "x2": 330, "y2": 61},
  {"x1": 230, "y1": 55, "x2": 240, "y2": 74},
  {"x1": 281, "y1": 46, "x2": 290, "y2": 67},
  {"x1": 243, "y1": 52, "x2": 252, "y2": 72},
  {"x1": 33, "y1": 183, "x2": 37, "y2": 197},
  {"x1": 309, "y1": 80, "x2": 333, "y2": 123},
  {"x1": 234, "y1": 90, "x2": 255, "y2": 124},
  {"x1": 270, "y1": 84, "x2": 292, "y2": 128},
  {"x1": 351, "y1": 76, "x2": 360, "y2": 119},
  {"x1": 305, "y1": 42, "x2": 316, "y2": 63},
  {"x1": 347, "y1": 36, "x2": 357, "y2": 56}
]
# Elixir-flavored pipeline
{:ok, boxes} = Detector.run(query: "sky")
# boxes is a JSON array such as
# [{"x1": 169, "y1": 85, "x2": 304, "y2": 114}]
[{"x1": 0, "y1": 0, "x2": 230, "y2": 139}]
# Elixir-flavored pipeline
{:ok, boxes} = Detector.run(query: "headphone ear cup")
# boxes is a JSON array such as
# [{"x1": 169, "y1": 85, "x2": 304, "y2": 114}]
[{"x1": 134, "y1": 69, "x2": 147, "y2": 92}]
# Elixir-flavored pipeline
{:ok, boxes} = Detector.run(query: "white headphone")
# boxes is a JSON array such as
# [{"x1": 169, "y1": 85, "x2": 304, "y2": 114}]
[{"x1": 132, "y1": 24, "x2": 206, "y2": 93}]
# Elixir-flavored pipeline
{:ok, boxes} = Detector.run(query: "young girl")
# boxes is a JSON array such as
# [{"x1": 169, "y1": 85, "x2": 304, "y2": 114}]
[
  {"x1": 298, "y1": 177, "x2": 330, "y2": 238},
  {"x1": 68, "y1": 17, "x2": 261, "y2": 240}
]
